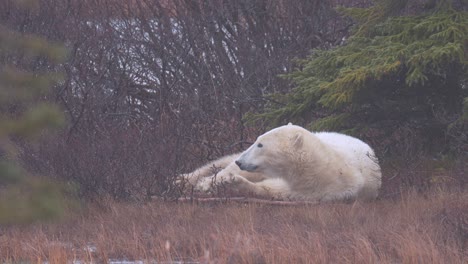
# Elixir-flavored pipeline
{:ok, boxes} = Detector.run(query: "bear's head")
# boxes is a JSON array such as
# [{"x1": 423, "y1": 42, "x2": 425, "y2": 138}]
[{"x1": 235, "y1": 124, "x2": 309, "y2": 176}]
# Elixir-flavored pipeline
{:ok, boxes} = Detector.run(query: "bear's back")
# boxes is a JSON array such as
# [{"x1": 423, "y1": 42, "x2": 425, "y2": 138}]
[{"x1": 314, "y1": 132, "x2": 374, "y2": 161}]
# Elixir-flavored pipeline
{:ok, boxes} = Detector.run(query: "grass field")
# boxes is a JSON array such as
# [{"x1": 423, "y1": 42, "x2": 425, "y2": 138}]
[{"x1": 1, "y1": 186, "x2": 467, "y2": 263}]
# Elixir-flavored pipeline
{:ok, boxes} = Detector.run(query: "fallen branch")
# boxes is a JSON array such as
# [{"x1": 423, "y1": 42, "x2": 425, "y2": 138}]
[{"x1": 154, "y1": 196, "x2": 319, "y2": 206}]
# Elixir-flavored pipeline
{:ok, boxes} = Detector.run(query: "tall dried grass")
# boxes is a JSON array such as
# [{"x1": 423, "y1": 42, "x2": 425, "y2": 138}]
[{"x1": 1, "y1": 188, "x2": 467, "y2": 263}]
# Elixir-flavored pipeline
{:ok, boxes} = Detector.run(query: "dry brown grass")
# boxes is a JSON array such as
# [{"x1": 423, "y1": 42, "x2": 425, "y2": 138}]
[{"x1": 0, "y1": 187, "x2": 467, "y2": 264}]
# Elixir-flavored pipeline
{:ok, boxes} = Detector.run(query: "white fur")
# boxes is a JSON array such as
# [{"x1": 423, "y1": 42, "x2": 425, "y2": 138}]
[{"x1": 180, "y1": 124, "x2": 381, "y2": 202}]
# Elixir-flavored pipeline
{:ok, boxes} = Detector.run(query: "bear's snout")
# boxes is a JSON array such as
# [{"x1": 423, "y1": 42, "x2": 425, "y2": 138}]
[{"x1": 236, "y1": 159, "x2": 258, "y2": 172}]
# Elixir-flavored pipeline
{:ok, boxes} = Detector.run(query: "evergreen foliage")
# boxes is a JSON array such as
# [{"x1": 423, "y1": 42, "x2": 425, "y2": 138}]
[
  {"x1": 0, "y1": 0, "x2": 67, "y2": 225},
  {"x1": 252, "y1": 0, "x2": 467, "y2": 153}
]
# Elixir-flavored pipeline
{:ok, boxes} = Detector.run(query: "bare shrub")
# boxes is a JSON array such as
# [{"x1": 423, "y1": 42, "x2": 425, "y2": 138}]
[{"x1": 1, "y1": 0, "x2": 356, "y2": 199}]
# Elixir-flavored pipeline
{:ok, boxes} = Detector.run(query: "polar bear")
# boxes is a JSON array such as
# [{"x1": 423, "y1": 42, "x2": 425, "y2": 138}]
[{"x1": 180, "y1": 124, "x2": 381, "y2": 202}]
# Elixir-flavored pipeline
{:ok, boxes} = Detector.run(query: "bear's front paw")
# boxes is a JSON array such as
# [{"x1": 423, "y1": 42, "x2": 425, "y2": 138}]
[
  {"x1": 194, "y1": 174, "x2": 240, "y2": 193},
  {"x1": 227, "y1": 174, "x2": 243, "y2": 185},
  {"x1": 175, "y1": 174, "x2": 196, "y2": 189},
  {"x1": 219, "y1": 174, "x2": 248, "y2": 193},
  {"x1": 194, "y1": 177, "x2": 215, "y2": 193}
]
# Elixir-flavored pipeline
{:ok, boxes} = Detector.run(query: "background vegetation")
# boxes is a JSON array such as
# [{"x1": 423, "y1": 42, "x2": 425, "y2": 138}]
[{"x1": 0, "y1": 0, "x2": 466, "y2": 200}]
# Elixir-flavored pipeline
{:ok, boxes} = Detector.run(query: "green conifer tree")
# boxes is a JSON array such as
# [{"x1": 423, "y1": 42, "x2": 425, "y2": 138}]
[
  {"x1": 0, "y1": 0, "x2": 68, "y2": 224},
  {"x1": 251, "y1": 0, "x2": 467, "y2": 153}
]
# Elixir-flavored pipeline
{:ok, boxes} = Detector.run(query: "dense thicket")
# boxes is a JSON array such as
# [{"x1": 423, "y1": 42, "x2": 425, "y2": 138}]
[
  {"x1": 0, "y1": 0, "x2": 353, "y2": 199},
  {"x1": 254, "y1": 0, "x2": 467, "y2": 155},
  {"x1": 0, "y1": 0, "x2": 464, "y2": 200}
]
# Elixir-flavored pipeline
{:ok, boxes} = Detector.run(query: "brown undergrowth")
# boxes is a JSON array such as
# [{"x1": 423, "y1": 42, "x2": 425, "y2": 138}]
[{"x1": 0, "y1": 187, "x2": 467, "y2": 264}]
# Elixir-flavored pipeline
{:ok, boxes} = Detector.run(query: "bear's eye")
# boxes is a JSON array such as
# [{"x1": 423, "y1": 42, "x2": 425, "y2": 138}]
[{"x1": 257, "y1": 143, "x2": 263, "y2": 148}]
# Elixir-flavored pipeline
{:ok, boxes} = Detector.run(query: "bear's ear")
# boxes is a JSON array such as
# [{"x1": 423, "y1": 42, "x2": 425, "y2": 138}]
[
  {"x1": 288, "y1": 122, "x2": 293, "y2": 126},
  {"x1": 291, "y1": 133, "x2": 303, "y2": 148}
]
